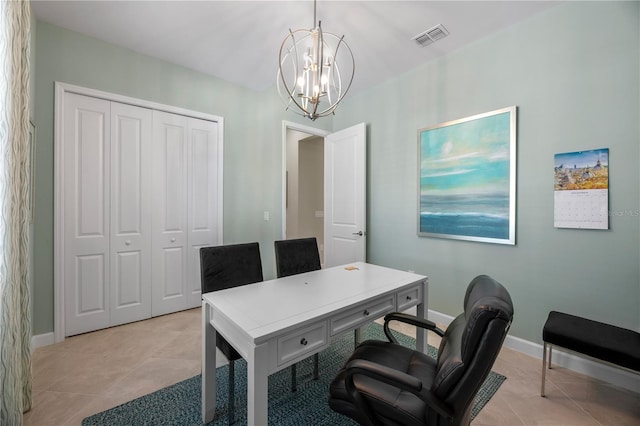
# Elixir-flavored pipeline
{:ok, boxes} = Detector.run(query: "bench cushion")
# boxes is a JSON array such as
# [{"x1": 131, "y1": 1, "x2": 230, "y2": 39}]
[{"x1": 543, "y1": 311, "x2": 640, "y2": 372}]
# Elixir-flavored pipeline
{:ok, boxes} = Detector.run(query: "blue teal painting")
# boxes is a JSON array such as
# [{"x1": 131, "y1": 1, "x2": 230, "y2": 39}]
[{"x1": 418, "y1": 107, "x2": 516, "y2": 244}]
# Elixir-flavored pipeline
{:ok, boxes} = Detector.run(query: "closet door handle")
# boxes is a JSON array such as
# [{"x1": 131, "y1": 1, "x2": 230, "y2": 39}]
[
  {"x1": 170, "y1": 237, "x2": 176, "y2": 243},
  {"x1": 125, "y1": 240, "x2": 131, "y2": 246}
]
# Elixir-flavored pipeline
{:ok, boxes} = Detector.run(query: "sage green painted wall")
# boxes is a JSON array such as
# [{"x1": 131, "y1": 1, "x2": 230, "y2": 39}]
[
  {"x1": 33, "y1": 2, "x2": 639, "y2": 345},
  {"x1": 333, "y1": 1, "x2": 640, "y2": 341},
  {"x1": 32, "y1": 21, "x2": 327, "y2": 335}
]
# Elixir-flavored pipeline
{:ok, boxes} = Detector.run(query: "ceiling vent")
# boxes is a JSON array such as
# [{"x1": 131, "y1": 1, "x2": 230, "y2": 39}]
[{"x1": 412, "y1": 24, "x2": 449, "y2": 47}]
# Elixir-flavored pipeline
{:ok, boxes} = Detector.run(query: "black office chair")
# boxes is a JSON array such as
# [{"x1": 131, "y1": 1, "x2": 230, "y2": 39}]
[
  {"x1": 200, "y1": 242, "x2": 264, "y2": 425},
  {"x1": 274, "y1": 237, "x2": 322, "y2": 391},
  {"x1": 329, "y1": 275, "x2": 514, "y2": 426}
]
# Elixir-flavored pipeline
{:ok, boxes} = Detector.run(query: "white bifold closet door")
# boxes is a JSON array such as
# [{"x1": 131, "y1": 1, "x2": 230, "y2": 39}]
[
  {"x1": 63, "y1": 93, "x2": 220, "y2": 336},
  {"x1": 64, "y1": 94, "x2": 152, "y2": 335},
  {"x1": 111, "y1": 102, "x2": 153, "y2": 327},
  {"x1": 151, "y1": 111, "x2": 220, "y2": 316}
]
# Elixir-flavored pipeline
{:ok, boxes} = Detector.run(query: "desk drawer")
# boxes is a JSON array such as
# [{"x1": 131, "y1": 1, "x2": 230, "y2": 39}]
[
  {"x1": 277, "y1": 321, "x2": 327, "y2": 366},
  {"x1": 397, "y1": 284, "x2": 423, "y2": 312},
  {"x1": 330, "y1": 295, "x2": 395, "y2": 336}
]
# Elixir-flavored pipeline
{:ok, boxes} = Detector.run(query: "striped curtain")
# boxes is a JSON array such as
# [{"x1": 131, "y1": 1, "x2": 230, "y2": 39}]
[{"x1": 0, "y1": 0, "x2": 33, "y2": 423}]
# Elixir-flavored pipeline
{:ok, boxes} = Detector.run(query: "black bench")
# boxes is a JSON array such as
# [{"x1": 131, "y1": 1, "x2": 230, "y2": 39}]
[{"x1": 541, "y1": 310, "x2": 640, "y2": 396}]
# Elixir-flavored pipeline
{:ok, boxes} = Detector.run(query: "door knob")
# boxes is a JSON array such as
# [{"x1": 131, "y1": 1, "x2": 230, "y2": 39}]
[
  {"x1": 125, "y1": 240, "x2": 131, "y2": 246},
  {"x1": 170, "y1": 238, "x2": 176, "y2": 243},
  {"x1": 352, "y1": 231, "x2": 364, "y2": 236}
]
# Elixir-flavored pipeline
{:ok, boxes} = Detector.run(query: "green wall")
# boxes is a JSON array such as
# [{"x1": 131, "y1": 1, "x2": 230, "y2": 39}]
[
  {"x1": 333, "y1": 1, "x2": 640, "y2": 341},
  {"x1": 32, "y1": 21, "x2": 326, "y2": 335},
  {"x1": 32, "y1": 1, "x2": 639, "y2": 344}
]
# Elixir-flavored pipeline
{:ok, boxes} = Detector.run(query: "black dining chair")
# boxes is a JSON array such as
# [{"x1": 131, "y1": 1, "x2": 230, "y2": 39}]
[
  {"x1": 200, "y1": 242, "x2": 264, "y2": 425},
  {"x1": 328, "y1": 275, "x2": 514, "y2": 426},
  {"x1": 274, "y1": 237, "x2": 322, "y2": 391}
]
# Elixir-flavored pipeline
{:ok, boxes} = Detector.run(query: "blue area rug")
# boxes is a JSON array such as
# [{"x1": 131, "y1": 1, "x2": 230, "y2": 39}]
[{"x1": 82, "y1": 323, "x2": 506, "y2": 425}]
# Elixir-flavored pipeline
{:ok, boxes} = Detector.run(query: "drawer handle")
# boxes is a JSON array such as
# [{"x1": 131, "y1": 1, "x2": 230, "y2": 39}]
[
  {"x1": 363, "y1": 310, "x2": 370, "y2": 316},
  {"x1": 300, "y1": 338, "x2": 308, "y2": 346},
  {"x1": 406, "y1": 295, "x2": 412, "y2": 301}
]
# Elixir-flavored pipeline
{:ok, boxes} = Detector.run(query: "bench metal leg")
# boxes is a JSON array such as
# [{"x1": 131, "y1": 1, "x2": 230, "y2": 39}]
[{"x1": 541, "y1": 342, "x2": 553, "y2": 396}]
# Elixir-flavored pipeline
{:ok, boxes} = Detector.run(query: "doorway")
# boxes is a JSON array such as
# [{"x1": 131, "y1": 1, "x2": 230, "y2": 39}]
[
  {"x1": 282, "y1": 122, "x2": 330, "y2": 264},
  {"x1": 282, "y1": 121, "x2": 367, "y2": 268}
]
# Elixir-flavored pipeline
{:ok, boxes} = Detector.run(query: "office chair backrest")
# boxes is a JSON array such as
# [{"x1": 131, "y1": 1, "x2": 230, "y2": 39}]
[
  {"x1": 274, "y1": 237, "x2": 321, "y2": 278},
  {"x1": 432, "y1": 274, "x2": 513, "y2": 423},
  {"x1": 200, "y1": 242, "x2": 263, "y2": 294}
]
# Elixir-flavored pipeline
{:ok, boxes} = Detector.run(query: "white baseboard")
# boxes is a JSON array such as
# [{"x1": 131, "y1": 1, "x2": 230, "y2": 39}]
[
  {"x1": 427, "y1": 309, "x2": 454, "y2": 327},
  {"x1": 31, "y1": 332, "x2": 55, "y2": 349},
  {"x1": 427, "y1": 309, "x2": 640, "y2": 394}
]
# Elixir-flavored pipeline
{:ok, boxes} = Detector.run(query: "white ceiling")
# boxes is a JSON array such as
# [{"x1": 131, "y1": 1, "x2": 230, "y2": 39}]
[{"x1": 31, "y1": 1, "x2": 560, "y2": 96}]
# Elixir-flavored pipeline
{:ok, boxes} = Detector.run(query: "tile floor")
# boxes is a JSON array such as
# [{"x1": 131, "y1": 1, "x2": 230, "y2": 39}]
[{"x1": 24, "y1": 308, "x2": 639, "y2": 425}]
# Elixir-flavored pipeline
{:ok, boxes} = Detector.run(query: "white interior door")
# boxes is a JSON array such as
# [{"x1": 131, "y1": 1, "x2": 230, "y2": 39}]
[
  {"x1": 152, "y1": 110, "x2": 189, "y2": 316},
  {"x1": 187, "y1": 117, "x2": 222, "y2": 307},
  {"x1": 63, "y1": 93, "x2": 111, "y2": 335},
  {"x1": 110, "y1": 102, "x2": 152, "y2": 326},
  {"x1": 324, "y1": 123, "x2": 367, "y2": 267}
]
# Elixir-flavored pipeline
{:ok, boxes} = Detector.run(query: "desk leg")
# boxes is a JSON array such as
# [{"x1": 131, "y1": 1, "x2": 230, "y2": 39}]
[
  {"x1": 202, "y1": 302, "x2": 217, "y2": 423},
  {"x1": 247, "y1": 343, "x2": 269, "y2": 426}
]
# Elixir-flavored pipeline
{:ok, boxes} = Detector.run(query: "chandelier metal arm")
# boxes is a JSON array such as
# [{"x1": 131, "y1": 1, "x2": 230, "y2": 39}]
[
  {"x1": 278, "y1": 30, "x2": 307, "y2": 114},
  {"x1": 279, "y1": 31, "x2": 316, "y2": 117}
]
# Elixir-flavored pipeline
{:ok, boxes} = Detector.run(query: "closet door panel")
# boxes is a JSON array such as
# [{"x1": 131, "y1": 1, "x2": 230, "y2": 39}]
[
  {"x1": 64, "y1": 93, "x2": 111, "y2": 336},
  {"x1": 152, "y1": 110, "x2": 189, "y2": 316},
  {"x1": 110, "y1": 103, "x2": 153, "y2": 326},
  {"x1": 162, "y1": 247, "x2": 185, "y2": 297},
  {"x1": 114, "y1": 252, "x2": 141, "y2": 304},
  {"x1": 187, "y1": 118, "x2": 222, "y2": 307}
]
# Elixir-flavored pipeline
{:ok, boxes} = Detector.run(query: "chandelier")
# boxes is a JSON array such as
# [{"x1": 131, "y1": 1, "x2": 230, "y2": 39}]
[{"x1": 277, "y1": 0, "x2": 355, "y2": 121}]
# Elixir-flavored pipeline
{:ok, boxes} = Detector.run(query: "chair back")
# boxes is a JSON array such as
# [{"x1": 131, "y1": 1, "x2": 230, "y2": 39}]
[
  {"x1": 431, "y1": 275, "x2": 514, "y2": 424},
  {"x1": 200, "y1": 242, "x2": 263, "y2": 294},
  {"x1": 274, "y1": 237, "x2": 321, "y2": 278}
]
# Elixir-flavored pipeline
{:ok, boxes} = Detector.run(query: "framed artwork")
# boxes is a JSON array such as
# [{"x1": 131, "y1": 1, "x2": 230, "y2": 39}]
[{"x1": 418, "y1": 106, "x2": 517, "y2": 244}]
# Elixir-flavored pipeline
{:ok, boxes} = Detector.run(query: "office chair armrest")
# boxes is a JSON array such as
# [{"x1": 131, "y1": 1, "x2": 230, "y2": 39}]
[
  {"x1": 383, "y1": 312, "x2": 445, "y2": 344},
  {"x1": 345, "y1": 359, "x2": 454, "y2": 423},
  {"x1": 346, "y1": 359, "x2": 422, "y2": 392}
]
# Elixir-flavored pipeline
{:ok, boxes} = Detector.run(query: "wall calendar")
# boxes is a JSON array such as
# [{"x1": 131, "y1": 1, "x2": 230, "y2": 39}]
[{"x1": 553, "y1": 148, "x2": 609, "y2": 230}]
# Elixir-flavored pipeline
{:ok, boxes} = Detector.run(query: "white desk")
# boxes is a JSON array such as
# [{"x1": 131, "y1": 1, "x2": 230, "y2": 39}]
[{"x1": 201, "y1": 262, "x2": 428, "y2": 424}]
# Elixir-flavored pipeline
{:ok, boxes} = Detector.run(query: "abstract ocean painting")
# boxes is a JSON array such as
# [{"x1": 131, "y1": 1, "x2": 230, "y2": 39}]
[{"x1": 419, "y1": 107, "x2": 516, "y2": 244}]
